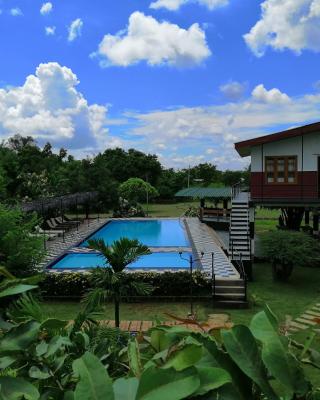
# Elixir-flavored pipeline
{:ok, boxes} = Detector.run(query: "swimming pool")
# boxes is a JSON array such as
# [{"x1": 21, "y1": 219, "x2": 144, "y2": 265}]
[
  {"x1": 49, "y1": 251, "x2": 191, "y2": 270},
  {"x1": 80, "y1": 219, "x2": 190, "y2": 248},
  {"x1": 47, "y1": 219, "x2": 193, "y2": 271}
]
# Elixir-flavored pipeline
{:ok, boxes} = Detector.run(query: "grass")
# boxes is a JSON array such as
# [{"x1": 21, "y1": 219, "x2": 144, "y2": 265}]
[
  {"x1": 43, "y1": 263, "x2": 320, "y2": 386},
  {"x1": 43, "y1": 263, "x2": 320, "y2": 325}
]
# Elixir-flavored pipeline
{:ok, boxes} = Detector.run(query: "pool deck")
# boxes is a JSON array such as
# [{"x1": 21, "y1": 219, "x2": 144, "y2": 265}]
[
  {"x1": 184, "y1": 218, "x2": 239, "y2": 280},
  {"x1": 40, "y1": 217, "x2": 239, "y2": 280}
]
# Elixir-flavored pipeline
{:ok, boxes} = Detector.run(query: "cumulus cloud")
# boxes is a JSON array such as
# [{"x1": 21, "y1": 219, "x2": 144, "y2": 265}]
[
  {"x1": 220, "y1": 81, "x2": 246, "y2": 101},
  {"x1": 10, "y1": 7, "x2": 23, "y2": 16},
  {"x1": 251, "y1": 84, "x2": 291, "y2": 104},
  {"x1": 45, "y1": 26, "x2": 56, "y2": 36},
  {"x1": 244, "y1": 0, "x2": 320, "y2": 56},
  {"x1": 0, "y1": 62, "x2": 111, "y2": 150},
  {"x1": 68, "y1": 18, "x2": 83, "y2": 42},
  {"x1": 40, "y1": 2, "x2": 53, "y2": 15},
  {"x1": 150, "y1": 0, "x2": 228, "y2": 11},
  {"x1": 127, "y1": 85, "x2": 320, "y2": 169},
  {"x1": 94, "y1": 11, "x2": 211, "y2": 67}
]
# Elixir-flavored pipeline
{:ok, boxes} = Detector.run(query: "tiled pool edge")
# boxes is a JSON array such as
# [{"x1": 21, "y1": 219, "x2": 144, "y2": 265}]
[
  {"x1": 43, "y1": 217, "x2": 192, "y2": 272},
  {"x1": 42, "y1": 217, "x2": 239, "y2": 279}
]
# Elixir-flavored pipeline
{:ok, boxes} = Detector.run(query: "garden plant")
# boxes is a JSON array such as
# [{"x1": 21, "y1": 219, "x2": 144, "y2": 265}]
[{"x1": 0, "y1": 267, "x2": 320, "y2": 399}]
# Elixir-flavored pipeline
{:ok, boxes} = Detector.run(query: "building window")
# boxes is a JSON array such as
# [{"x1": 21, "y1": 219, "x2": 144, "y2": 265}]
[{"x1": 265, "y1": 156, "x2": 297, "y2": 184}]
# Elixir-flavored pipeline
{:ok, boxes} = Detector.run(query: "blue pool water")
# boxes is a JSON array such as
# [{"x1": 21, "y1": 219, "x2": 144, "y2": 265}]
[
  {"x1": 50, "y1": 252, "x2": 191, "y2": 270},
  {"x1": 80, "y1": 219, "x2": 189, "y2": 248}
]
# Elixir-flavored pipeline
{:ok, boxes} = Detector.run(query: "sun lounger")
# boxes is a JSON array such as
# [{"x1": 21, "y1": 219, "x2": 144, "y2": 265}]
[
  {"x1": 54, "y1": 216, "x2": 79, "y2": 227},
  {"x1": 63, "y1": 215, "x2": 84, "y2": 223},
  {"x1": 46, "y1": 219, "x2": 70, "y2": 232}
]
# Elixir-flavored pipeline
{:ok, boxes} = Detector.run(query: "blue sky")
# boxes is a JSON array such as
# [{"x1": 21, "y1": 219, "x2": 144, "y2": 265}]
[{"x1": 0, "y1": 0, "x2": 320, "y2": 169}]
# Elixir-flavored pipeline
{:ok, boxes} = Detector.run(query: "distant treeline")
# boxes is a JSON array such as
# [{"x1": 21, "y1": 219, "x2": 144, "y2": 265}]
[{"x1": 0, "y1": 134, "x2": 249, "y2": 209}]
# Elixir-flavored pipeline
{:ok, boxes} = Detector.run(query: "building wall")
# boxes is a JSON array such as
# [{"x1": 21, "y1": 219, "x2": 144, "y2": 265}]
[
  {"x1": 251, "y1": 132, "x2": 320, "y2": 172},
  {"x1": 250, "y1": 131, "x2": 320, "y2": 201}
]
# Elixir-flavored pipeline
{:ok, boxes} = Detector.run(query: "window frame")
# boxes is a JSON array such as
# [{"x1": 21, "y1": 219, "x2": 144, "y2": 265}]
[{"x1": 265, "y1": 156, "x2": 298, "y2": 185}]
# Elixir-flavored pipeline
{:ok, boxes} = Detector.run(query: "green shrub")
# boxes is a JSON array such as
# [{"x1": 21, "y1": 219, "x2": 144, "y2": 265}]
[
  {"x1": 260, "y1": 230, "x2": 320, "y2": 281},
  {"x1": 41, "y1": 270, "x2": 210, "y2": 298},
  {"x1": 0, "y1": 204, "x2": 44, "y2": 276}
]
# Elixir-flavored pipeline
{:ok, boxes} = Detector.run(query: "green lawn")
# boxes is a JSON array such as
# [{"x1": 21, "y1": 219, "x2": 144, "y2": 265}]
[{"x1": 43, "y1": 263, "x2": 320, "y2": 326}]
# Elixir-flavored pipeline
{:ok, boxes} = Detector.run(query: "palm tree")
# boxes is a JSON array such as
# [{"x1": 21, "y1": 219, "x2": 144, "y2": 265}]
[{"x1": 85, "y1": 237, "x2": 153, "y2": 328}]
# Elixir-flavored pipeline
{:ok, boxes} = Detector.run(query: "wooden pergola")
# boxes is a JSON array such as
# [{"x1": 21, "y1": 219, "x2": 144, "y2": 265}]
[{"x1": 21, "y1": 192, "x2": 98, "y2": 215}]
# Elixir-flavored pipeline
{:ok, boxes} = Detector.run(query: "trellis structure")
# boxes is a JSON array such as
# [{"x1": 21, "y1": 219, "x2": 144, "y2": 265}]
[{"x1": 21, "y1": 192, "x2": 98, "y2": 214}]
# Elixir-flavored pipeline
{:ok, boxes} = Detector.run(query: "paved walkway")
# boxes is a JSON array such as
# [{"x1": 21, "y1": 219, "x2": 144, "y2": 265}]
[
  {"x1": 38, "y1": 218, "x2": 108, "y2": 268},
  {"x1": 99, "y1": 313, "x2": 233, "y2": 333},
  {"x1": 185, "y1": 218, "x2": 239, "y2": 280},
  {"x1": 288, "y1": 303, "x2": 320, "y2": 334}
]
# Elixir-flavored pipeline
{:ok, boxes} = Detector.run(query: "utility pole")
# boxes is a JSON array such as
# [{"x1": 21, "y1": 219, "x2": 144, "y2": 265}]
[
  {"x1": 146, "y1": 173, "x2": 149, "y2": 217},
  {"x1": 187, "y1": 165, "x2": 190, "y2": 188}
]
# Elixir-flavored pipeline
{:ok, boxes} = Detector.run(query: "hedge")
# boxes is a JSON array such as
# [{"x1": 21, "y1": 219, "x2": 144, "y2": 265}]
[{"x1": 40, "y1": 271, "x2": 211, "y2": 299}]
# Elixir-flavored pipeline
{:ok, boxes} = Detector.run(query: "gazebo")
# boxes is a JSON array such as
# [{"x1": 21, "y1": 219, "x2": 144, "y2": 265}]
[{"x1": 175, "y1": 187, "x2": 232, "y2": 225}]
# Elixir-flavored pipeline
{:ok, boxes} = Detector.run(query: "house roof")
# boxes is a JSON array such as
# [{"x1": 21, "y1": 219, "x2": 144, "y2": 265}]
[
  {"x1": 235, "y1": 121, "x2": 320, "y2": 157},
  {"x1": 175, "y1": 187, "x2": 231, "y2": 199}
]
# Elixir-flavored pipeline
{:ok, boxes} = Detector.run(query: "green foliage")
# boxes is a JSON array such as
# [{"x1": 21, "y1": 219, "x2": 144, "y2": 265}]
[
  {"x1": 0, "y1": 166, "x2": 7, "y2": 200},
  {"x1": 119, "y1": 178, "x2": 159, "y2": 204},
  {"x1": 41, "y1": 270, "x2": 210, "y2": 298},
  {"x1": 260, "y1": 230, "x2": 320, "y2": 281},
  {"x1": 0, "y1": 274, "x2": 319, "y2": 399},
  {"x1": 73, "y1": 352, "x2": 114, "y2": 400},
  {"x1": 0, "y1": 204, "x2": 44, "y2": 276}
]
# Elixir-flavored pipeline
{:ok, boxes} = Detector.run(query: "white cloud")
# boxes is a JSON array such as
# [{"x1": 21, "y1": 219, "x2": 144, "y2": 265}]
[
  {"x1": 244, "y1": 0, "x2": 320, "y2": 56},
  {"x1": 94, "y1": 11, "x2": 211, "y2": 67},
  {"x1": 10, "y1": 7, "x2": 23, "y2": 16},
  {"x1": 150, "y1": 0, "x2": 228, "y2": 11},
  {"x1": 251, "y1": 84, "x2": 291, "y2": 104},
  {"x1": 220, "y1": 81, "x2": 246, "y2": 100},
  {"x1": 40, "y1": 2, "x2": 53, "y2": 15},
  {"x1": 68, "y1": 18, "x2": 83, "y2": 42},
  {"x1": 45, "y1": 26, "x2": 56, "y2": 36},
  {"x1": 0, "y1": 62, "x2": 110, "y2": 150},
  {"x1": 127, "y1": 86, "x2": 320, "y2": 169}
]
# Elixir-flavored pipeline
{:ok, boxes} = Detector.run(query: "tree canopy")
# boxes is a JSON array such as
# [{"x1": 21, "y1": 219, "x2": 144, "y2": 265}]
[{"x1": 0, "y1": 134, "x2": 249, "y2": 209}]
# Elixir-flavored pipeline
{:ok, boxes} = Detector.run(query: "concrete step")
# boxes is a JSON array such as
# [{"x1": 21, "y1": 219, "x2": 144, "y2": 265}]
[
  {"x1": 214, "y1": 286, "x2": 245, "y2": 294},
  {"x1": 296, "y1": 317, "x2": 318, "y2": 326},
  {"x1": 305, "y1": 310, "x2": 320, "y2": 317},
  {"x1": 289, "y1": 321, "x2": 309, "y2": 330},
  {"x1": 214, "y1": 292, "x2": 246, "y2": 299},
  {"x1": 212, "y1": 299, "x2": 248, "y2": 309}
]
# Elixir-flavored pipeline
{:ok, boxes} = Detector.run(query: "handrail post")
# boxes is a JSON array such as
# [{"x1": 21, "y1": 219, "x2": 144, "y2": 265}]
[
  {"x1": 190, "y1": 254, "x2": 194, "y2": 316},
  {"x1": 211, "y1": 252, "x2": 215, "y2": 300}
]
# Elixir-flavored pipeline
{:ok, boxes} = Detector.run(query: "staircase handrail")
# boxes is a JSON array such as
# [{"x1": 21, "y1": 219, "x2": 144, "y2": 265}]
[{"x1": 229, "y1": 240, "x2": 248, "y2": 301}]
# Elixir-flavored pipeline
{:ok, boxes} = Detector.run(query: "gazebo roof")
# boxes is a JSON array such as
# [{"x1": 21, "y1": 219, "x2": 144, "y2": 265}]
[
  {"x1": 175, "y1": 187, "x2": 231, "y2": 199},
  {"x1": 21, "y1": 192, "x2": 98, "y2": 213}
]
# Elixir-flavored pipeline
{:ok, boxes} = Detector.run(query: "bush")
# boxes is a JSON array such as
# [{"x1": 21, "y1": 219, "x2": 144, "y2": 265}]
[
  {"x1": 41, "y1": 270, "x2": 210, "y2": 298},
  {"x1": 260, "y1": 230, "x2": 320, "y2": 281},
  {"x1": 0, "y1": 204, "x2": 44, "y2": 276}
]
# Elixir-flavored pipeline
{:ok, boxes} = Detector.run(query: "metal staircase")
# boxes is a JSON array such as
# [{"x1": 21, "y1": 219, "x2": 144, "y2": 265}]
[{"x1": 229, "y1": 189, "x2": 251, "y2": 263}]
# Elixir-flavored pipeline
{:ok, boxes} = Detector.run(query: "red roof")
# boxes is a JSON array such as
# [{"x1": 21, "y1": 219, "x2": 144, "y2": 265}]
[{"x1": 235, "y1": 121, "x2": 320, "y2": 157}]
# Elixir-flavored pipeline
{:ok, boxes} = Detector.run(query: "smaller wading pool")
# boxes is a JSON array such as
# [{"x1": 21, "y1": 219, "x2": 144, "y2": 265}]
[{"x1": 49, "y1": 252, "x2": 192, "y2": 271}]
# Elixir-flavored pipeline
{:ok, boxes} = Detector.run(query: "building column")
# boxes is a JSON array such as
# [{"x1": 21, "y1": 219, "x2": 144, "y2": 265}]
[
  {"x1": 313, "y1": 210, "x2": 319, "y2": 236},
  {"x1": 305, "y1": 210, "x2": 310, "y2": 225}
]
